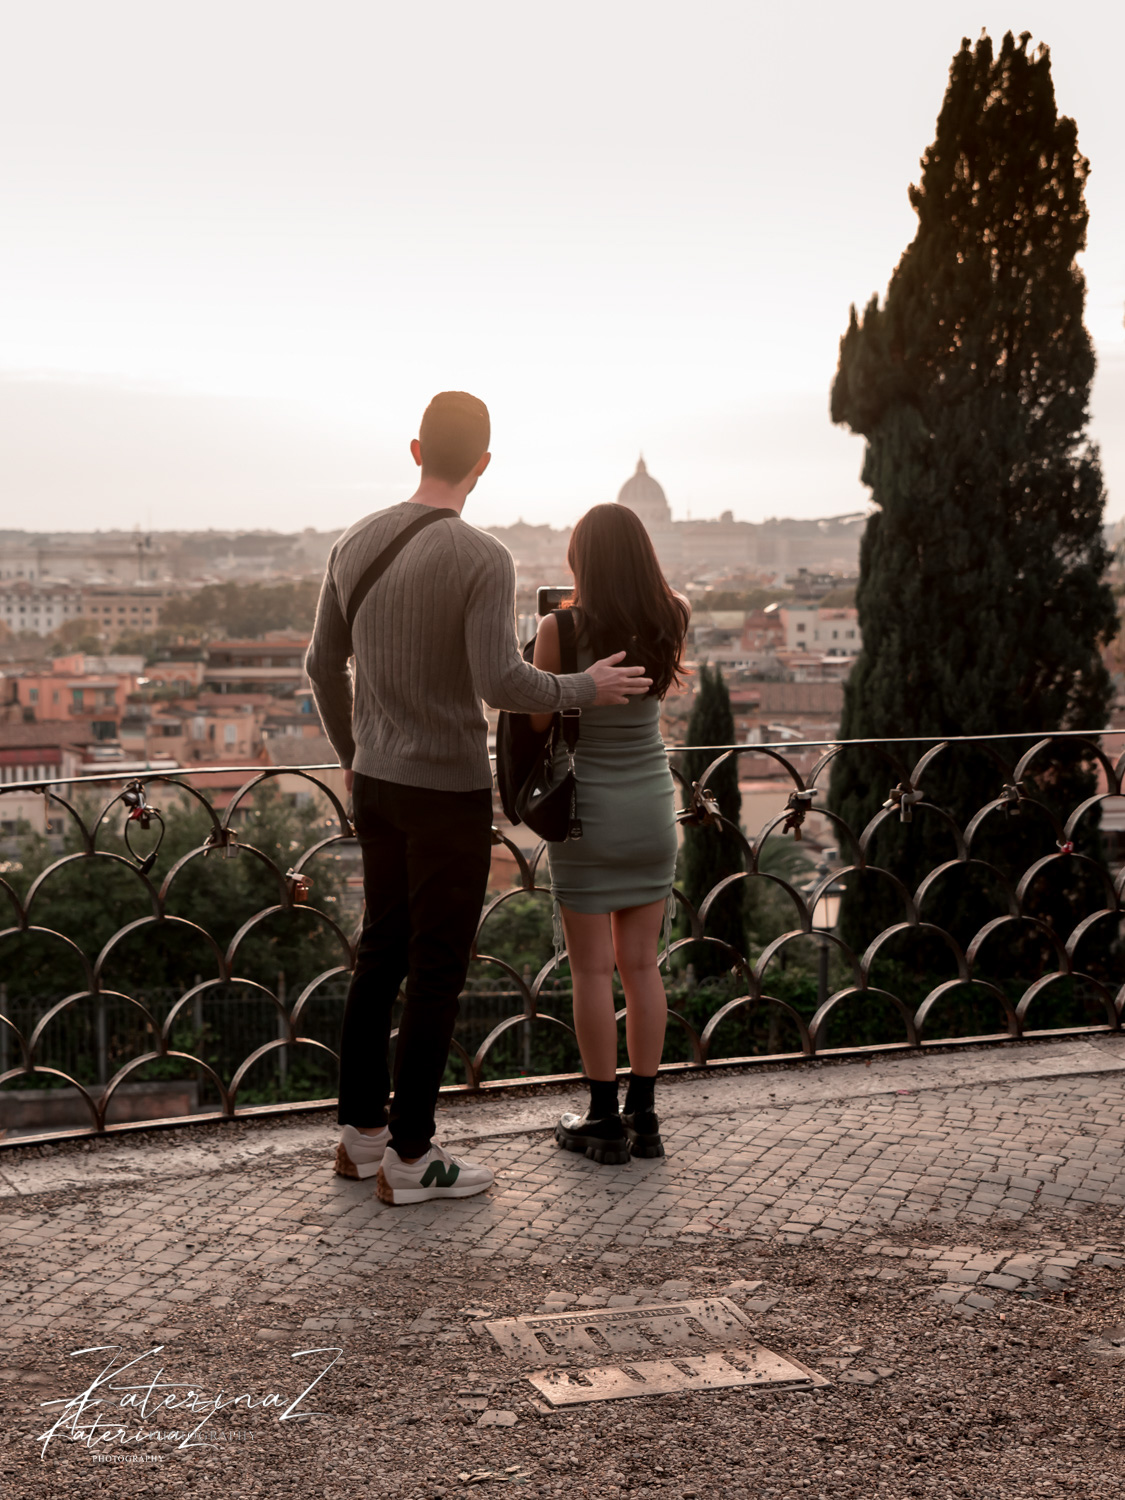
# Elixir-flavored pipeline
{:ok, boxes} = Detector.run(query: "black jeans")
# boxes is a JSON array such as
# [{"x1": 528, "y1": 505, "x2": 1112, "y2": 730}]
[{"x1": 337, "y1": 774, "x2": 493, "y2": 1159}]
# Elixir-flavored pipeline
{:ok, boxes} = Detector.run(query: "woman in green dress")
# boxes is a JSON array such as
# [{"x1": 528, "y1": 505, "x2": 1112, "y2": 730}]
[{"x1": 530, "y1": 503, "x2": 690, "y2": 1163}]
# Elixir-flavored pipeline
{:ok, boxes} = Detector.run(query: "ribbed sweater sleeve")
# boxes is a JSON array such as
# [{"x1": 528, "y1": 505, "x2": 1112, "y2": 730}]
[
  {"x1": 305, "y1": 550, "x2": 357, "y2": 770},
  {"x1": 304, "y1": 502, "x2": 594, "y2": 792},
  {"x1": 463, "y1": 543, "x2": 596, "y2": 713}
]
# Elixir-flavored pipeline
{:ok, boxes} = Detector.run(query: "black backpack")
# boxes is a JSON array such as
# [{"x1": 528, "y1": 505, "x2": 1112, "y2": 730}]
[{"x1": 495, "y1": 609, "x2": 582, "y2": 842}]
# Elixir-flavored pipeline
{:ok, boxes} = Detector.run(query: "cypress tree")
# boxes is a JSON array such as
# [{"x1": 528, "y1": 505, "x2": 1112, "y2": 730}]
[
  {"x1": 679, "y1": 664, "x2": 746, "y2": 977},
  {"x1": 828, "y1": 31, "x2": 1117, "y2": 987}
]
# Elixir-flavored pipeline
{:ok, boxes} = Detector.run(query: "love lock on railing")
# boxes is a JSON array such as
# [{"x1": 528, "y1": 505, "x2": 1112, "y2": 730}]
[
  {"x1": 782, "y1": 788, "x2": 817, "y2": 839},
  {"x1": 203, "y1": 826, "x2": 240, "y2": 859},
  {"x1": 1000, "y1": 780, "x2": 1027, "y2": 816},
  {"x1": 684, "y1": 781, "x2": 723, "y2": 827},
  {"x1": 121, "y1": 780, "x2": 165, "y2": 876},
  {"x1": 884, "y1": 781, "x2": 924, "y2": 823}
]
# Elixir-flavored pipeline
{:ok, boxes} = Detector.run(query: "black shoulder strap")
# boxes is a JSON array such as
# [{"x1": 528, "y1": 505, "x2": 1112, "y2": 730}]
[
  {"x1": 342, "y1": 508, "x2": 457, "y2": 631},
  {"x1": 554, "y1": 606, "x2": 578, "y2": 673},
  {"x1": 553, "y1": 608, "x2": 581, "y2": 753}
]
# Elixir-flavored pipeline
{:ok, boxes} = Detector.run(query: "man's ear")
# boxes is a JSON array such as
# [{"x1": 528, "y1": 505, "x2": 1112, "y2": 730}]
[
  {"x1": 474, "y1": 451, "x2": 491, "y2": 478},
  {"x1": 410, "y1": 438, "x2": 423, "y2": 467}
]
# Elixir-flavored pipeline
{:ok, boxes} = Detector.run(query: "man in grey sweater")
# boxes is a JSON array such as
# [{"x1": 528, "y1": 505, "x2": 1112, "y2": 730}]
[{"x1": 306, "y1": 392, "x2": 650, "y2": 1204}]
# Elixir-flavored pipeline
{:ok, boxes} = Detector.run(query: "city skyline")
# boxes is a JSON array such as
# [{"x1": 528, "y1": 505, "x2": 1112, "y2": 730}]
[{"x1": 1, "y1": 3, "x2": 1123, "y2": 533}]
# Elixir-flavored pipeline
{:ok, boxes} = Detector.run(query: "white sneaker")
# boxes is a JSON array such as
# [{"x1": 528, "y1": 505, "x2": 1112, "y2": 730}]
[
  {"x1": 334, "y1": 1123, "x2": 391, "y2": 1180},
  {"x1": 376, "y1": 1143, "x2": 494, "y2": 1205}
]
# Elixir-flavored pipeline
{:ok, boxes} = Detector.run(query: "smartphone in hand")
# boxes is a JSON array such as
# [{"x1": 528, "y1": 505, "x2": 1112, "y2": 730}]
[{"x1": 536, "y1": 585, "x2": 572, "y2": 615}]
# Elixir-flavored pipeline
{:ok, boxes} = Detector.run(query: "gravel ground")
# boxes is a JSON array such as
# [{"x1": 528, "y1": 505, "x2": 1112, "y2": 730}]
[{"x1": 3, "y1": 1200, "x2": 1123, "y2": 1499}]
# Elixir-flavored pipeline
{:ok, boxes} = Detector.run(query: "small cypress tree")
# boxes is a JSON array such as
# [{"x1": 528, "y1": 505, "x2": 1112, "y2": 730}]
[
  {"x1": 679, "y1": 664, "x2": 746, "y2": 977},
  {"x1": 829, "y1": 32, "x2": 1117, "y2": 983}
]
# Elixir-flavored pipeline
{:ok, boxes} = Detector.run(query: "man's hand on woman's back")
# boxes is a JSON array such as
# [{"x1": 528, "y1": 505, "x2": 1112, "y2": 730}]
[{"x1": 586, "y1": 651, "x2": 652, "y2": 707}]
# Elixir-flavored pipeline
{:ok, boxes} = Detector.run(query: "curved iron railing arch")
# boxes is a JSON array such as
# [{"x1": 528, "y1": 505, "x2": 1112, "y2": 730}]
[{"x1": 0, "y1": 729, "x2": 1121, "y2": 1141}]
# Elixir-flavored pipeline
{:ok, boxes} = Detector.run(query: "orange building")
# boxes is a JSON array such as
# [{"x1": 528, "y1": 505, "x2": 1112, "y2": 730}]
[{"x1": 1, "y1": 655, "x2": 144, "y2": 739}]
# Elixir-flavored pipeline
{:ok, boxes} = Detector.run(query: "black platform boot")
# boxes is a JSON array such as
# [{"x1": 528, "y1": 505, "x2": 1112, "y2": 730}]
[
  {"x1": 622, "y1": 1072, "x2": 664, "y2": 1159},
  {"x1": 555, "y1": 1078, "x2": 630, "y2": 1165}
]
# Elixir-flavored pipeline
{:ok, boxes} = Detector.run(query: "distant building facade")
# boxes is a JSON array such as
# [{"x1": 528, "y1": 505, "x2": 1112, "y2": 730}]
[
  {"x1": 778, "y1": 602, "x2": 861, "y2": 656},
  {"x1": 0, "y1": 532, "x2": 165, "y2": 584},
  {"x1": 79, "y1": 585, "x2": 172, "y2": 641},
  {"x1": 0, "y1": 578, "x2": 178, "y2": 644},
  {"x1": 613, "y1": 458, "x2": 866, "y2": 578},
  {"x1": 0, "y1": 654, "x2": 146, "y2": 741},
  {"x1": 0, "y1": 580, "x2": 86, "y2": 637},
  {"x1": 485, "y1": 459, "x2": 867, "y2": 586},
  {"x1": 202, "y1": 638, "x2": 308, "y2": 696}
]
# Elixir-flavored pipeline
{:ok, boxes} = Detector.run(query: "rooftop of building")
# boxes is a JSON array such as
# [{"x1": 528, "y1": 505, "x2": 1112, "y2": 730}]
[
  {"x1": 202, "y1": 666, "x2": 306, "y2": 682},
  {"x1": 0, "y1": 721, "x2": 92, "y2": 749},
  {"x1": 206, "y1": 635, "x2": 311, "y2": 650},
  {"x1": 730, "y1": 682, "x2": 845, "y2": 712},
  {"x1": 261, "y1": 733, "x2": 336, "y2": 767}
]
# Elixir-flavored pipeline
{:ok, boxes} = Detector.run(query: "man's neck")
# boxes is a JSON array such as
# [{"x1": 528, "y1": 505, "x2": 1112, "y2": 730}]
[{"x1": 406, "y1": 476, "x2": 471, "y2": 515}]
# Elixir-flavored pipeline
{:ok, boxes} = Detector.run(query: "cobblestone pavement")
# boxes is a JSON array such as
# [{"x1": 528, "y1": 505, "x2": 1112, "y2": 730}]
[
  {"x1": 2, "y1": 1038, "x2": 1124, "y2": 1498},
  {"x1": 4, "y1": 1041, "x2": 1125, "y2": 1330}
]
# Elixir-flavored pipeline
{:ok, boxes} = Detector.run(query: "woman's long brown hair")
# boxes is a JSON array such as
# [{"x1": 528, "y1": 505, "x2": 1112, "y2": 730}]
[{"x1": 566, "y1": 503, "x2": 689, "y2": 700}]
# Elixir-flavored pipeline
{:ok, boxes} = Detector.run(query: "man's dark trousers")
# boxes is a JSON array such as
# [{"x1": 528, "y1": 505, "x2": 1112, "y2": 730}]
[{"x1": 337, "y1": 773, "x2": 493, "y2": 1159}]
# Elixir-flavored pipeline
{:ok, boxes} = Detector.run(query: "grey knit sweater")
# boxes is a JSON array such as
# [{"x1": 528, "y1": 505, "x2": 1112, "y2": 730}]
[{"x1": 305, "y1": 502, "x2": 596, "y2": 792}]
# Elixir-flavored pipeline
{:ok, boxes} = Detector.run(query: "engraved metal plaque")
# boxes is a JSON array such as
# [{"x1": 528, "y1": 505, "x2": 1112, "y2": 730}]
[
  {"x1": 481, "y1": 1298, "x2": 828, "y2": 1405},
  {"x1": 482, "y1": 1299, "x2": 755, "y2": 1363},
  {"x1": 529, "y1": 1348, "x2": 829, "y2": 1406}
]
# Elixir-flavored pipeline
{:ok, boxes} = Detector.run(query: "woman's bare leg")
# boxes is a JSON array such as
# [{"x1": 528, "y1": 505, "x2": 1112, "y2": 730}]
[
  {"x1": 610, "y1": 900, "x2": 668, "y2": 1076},
  {"x1": 558, "y1": 904, "x2": 618, "y2": 1081}
]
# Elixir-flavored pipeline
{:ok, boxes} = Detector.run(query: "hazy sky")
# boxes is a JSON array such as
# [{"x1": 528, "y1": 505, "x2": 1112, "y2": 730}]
[{"x1": 1, "y1": 2, "x2": 1122, "y2": 533}]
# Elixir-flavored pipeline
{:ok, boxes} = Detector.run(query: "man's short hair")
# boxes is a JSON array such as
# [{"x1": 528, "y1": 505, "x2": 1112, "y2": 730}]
[{"x1": 418, "y1": 392, "x2": 490, "y2": 483}]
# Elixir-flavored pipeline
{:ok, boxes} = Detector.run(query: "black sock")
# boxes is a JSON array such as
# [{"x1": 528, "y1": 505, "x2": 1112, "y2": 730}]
[
  {"x1": 587, "y1": 1077, "x2": 620, "y2": 1119},
  {"x1": 624, "y1": 1072, "x2": 656, "y2": 1115}
]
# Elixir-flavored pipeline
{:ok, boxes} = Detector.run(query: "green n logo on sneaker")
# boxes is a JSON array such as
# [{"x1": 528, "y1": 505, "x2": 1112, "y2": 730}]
[{"x1": 421, "y1": 1160, "x2": 460, "y2": 1188}]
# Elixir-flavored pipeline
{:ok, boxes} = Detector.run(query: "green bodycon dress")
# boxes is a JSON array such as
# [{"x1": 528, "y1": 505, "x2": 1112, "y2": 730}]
[{"x1": 546, "y1": 631, "x2": 678, "y2": 919}]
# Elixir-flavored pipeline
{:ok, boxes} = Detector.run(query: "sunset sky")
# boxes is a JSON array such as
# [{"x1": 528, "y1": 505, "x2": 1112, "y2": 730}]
[{"x1": 1, "y1": 1, "x2": 1122, "y2": 533}]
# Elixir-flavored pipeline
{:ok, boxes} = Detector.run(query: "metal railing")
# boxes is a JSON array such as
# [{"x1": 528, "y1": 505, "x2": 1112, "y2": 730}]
[{"x1": 0, "y1": 730, "x2": 1122, "y2": 1143}]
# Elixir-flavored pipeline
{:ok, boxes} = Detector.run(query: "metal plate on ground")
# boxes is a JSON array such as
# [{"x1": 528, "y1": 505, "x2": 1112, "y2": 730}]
[
  {"x1": 482, "y1": 1298, "x2": 754, "y2": 1362},
  {"x1": 528, "y1": 1348, "x2": 829, "y2": 1407},
  {"x1": 481, "y1": 1299, "x2": 828, "y2": 1405}
]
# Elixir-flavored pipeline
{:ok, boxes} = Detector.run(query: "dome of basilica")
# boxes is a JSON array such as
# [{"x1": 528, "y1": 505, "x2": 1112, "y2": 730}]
[{"x1": 616, "y1": 456, "x2": 671, "y2": 526}]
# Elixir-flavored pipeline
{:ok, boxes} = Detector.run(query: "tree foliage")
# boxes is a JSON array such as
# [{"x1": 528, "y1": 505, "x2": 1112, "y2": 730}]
[
  {"x1": 5, "y1": 781, "x2": 348, "y2": 1009},
  {"x1": 1, "y1": 782, "x2": 350, "y2": 1101},
  {"x1": 697, "y1": 589, "x2": 790, "y2": 612},
  {"x1": 47, "y1": 618, "x2": 103, "y2": 656},
  {"x1": 815, "y1": 587, "x2": 856, "y2": 609},
  {"x1": 677, "y1": 664, "x2": 746, "y2": 976},
  {"x1": 160, "y1": 580, "x2": 321, "y2": 640},
  {"x1": 827, "y1": 31, "x2": 1117, "y2": 971}
]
